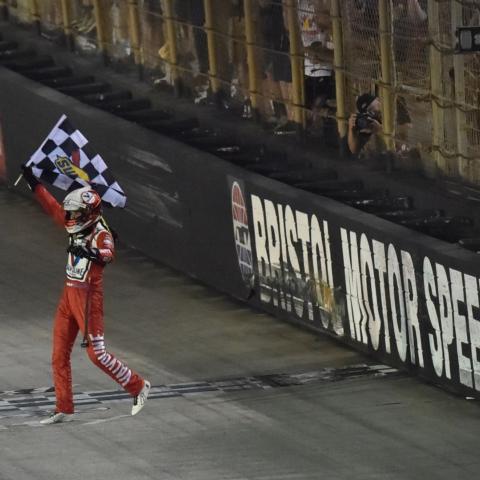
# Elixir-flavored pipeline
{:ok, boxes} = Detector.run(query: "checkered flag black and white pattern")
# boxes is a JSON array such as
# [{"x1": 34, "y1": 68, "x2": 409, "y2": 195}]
[{"x1": 25, "y1": 114, "x2": 126, "y2": 208}]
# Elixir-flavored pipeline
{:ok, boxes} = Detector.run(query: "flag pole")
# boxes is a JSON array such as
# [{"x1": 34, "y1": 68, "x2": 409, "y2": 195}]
[{"x1": 13, "y1": 173, "x2": 23, "y2": 187}]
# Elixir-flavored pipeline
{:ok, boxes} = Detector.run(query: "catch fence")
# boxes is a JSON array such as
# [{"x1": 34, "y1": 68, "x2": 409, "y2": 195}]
[{"x1": 2, "y1": 0, "x2": 480, "y2": 184}]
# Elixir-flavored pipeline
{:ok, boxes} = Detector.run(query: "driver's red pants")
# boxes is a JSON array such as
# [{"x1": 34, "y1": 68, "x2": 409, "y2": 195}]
[{"x1": 52, "y1": 283, "x2": 144, "y2": 414}]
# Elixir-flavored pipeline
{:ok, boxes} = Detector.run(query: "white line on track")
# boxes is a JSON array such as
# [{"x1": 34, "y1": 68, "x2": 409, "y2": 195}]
[{"x1": 81, "y1": 414, "x2": 131, "y2": 426}]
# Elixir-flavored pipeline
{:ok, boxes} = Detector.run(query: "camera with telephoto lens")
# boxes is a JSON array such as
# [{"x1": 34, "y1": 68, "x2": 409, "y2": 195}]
[{"x1": 355, "y1": 111, "x2": 377, "y2": 131}]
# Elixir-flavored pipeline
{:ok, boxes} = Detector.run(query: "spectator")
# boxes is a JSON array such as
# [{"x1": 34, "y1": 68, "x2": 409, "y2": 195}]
[
  {"x1": 304, "y1": 43, "x2": 334, "y2": 103},
  {"x1": 394, "y1": 0, "x2": 427, "y2": 65},
  {"x1": 297, "y1": 0, "x2": 335, "y2": 135},
  {"x1": 227, "y1": 0, "x2": 251, "y2": 117},
  {"x1": 297, "y1": 0, "x2": 326, "y2": 47},
  {"x1": 342, "y1": 93, "x2": 383, "y2": 159},
  {"x1": 405, "y1": 0, "x2": 427, "y2": 23},
  {"x1": 72, "y1": 1, "x2": 96, "y2": 40},
  {"x1": 348, "y1": 0, "x2": 379, "y2": 38},
  {"x1": 258, "y1": 0, "x2": 293, "y2": 129},
  {"x1": 110, "y1": 0, "x2": 131, "y2": 60},
  {"x1": 140, "y1": 0, "x2": 165, "y2": 63},
  {"x1": 345, "y1": 0, "x2": 380, "y2": 81},
  {"x1": 211, "y1": 0, "x2": 250, "y2": 115},
  {"x1": 297, "y1": 1, "x2": 334, "y2": 106},
  {"x1": 173, "y1": 0, "x2": 209, "y2": 102}
]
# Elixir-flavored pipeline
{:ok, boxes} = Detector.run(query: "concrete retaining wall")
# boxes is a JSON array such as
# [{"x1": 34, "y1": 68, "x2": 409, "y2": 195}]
[{"x1": 2, "y1": 67, "x2": 480, "y2": 399}]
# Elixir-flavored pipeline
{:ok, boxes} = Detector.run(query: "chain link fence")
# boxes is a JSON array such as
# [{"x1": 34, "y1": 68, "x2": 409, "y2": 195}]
[
  {"x1": 4, "y1": 0, "x2": 480, "y2": 185},
  {"x1": 391, "y1": 0, "x2": 431, "y2": 160},
  {"x1": 457, "y1": 2, "x2": 480, "y2": 182},
  {"x1": 341, "y1": 0, "x2": 381, "y2": 109},
  {"x1": 338, "y1": 0, "x2": 480, "y2": 181},
  {"x1": 138, "y1": 1, "x2": 165, "y2": 82}
]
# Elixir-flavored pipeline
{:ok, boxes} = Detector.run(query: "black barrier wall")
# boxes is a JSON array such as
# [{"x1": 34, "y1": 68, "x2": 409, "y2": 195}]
[{"x1": 2, "y1": 67, "x2": 480, "y2": 399}]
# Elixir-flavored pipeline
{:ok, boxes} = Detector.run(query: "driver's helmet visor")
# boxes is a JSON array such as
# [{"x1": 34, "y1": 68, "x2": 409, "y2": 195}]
[{"x1": 65, "y1": 209, "x2": 86, "y2": 221}]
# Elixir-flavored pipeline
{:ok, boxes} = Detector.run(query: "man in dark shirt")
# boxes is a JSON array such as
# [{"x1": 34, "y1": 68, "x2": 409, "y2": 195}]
[{"x1": 342, "y1": 93, "x2": 382, "y2": 159}]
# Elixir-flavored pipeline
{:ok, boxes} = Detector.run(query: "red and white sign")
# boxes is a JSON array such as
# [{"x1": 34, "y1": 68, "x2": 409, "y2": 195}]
[{"x1": 231, "y1": 180, "x2": 254, "y2": 289}]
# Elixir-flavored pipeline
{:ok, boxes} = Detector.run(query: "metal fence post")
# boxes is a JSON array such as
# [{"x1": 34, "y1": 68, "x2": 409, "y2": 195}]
[
  {"x1": 29, "y1": 0, "x2": 40, "y2": 35},
  {"x1": 0, "y1": 0, "x2": 8, "y2": 21},
  {"x1": 203, "y1": 0, "x2": 220, "y2": 97},
  {"x1": 331, "y1": 0, "x2": 347, "y2": 138},
  {"x1": 378, "y1": 0, "x2": 395, "y2": 152},
  {"x1": 285, "y1": 0, "x2": 305, "y2": 128},
  {"x1": 451, "y1": 0, "x2": 469, "y2": 179},
  {"x1": 60, "y1": 0, "x2": 74, "y2": 51},
  {"x1": 92, "y1": 0, "x2": 108, "y2": 64},
  {"x1": 128, "y1": 0, "x2": 143, "y2": 79},
  {"x1": 163, "y1": 0, "x2": 179, "y2": 95},
  {"x1": 243, "y1": 0, "x2": 259, "y2": 116},
  {"x1": 427, "y1": 0, "x2": 446, "y2": 176}
]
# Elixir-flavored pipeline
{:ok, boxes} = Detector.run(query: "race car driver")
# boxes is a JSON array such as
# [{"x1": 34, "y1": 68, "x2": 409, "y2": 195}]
[{"x1": 21, "y1": 166, "x2": 150, "y2": 424}]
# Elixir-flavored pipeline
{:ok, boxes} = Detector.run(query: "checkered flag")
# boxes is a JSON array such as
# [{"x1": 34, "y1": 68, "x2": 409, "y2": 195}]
[{"x1": 24, "y1": 114, "x2": 126, "y2": 208}]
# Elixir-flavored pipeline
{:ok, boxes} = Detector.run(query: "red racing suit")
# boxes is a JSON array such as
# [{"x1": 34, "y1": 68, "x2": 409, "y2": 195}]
[{"x1": 35, "y1": 185, "x2": 144, "y2": 414}]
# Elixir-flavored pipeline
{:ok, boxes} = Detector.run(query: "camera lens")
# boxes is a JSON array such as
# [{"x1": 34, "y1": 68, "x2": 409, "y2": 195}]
[{"x1": 355, "y1": 113, "x2": 371, "y2": 131}]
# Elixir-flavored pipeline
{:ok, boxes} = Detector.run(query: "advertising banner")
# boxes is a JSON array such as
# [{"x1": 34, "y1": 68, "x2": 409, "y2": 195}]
[{"x1": 229, "y1": 177, "x2": 480, "y2": 398}]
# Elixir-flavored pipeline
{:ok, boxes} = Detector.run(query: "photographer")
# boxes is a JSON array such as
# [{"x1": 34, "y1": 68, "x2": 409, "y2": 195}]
[{"x1": 342, "y1": 93, "x2": 383, "y2": 159}]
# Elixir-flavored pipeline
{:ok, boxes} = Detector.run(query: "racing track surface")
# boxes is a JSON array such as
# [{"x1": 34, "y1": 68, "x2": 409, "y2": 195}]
[{"x1": 1, "y1": 186, "x2": 480, "y2": 480}]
